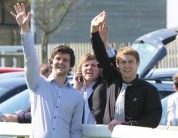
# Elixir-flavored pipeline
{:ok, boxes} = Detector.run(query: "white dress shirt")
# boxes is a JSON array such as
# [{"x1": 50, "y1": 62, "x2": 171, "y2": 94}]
[
  {"x1": 82, "y1": 82, "x2": 96, "y2": 124},
  {"x1": 167, "y1": 92, "x2": 178, "y2": 126},
  {"x1": 106, "y1": 46, "x2": 115, "y2": 58},
  {"x1": 21, "y1": 32, "x2": 83, "y2": 138}
]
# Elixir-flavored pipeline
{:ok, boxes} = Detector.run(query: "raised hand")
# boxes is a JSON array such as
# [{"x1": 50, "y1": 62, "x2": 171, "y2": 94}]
[
  {"x1": 10, "y1": 3, "x2": 31, "y2": 33},
  {"x1": 91, "y1": 11, "x2": 106, "y2": 33},
  {"x1": 99, "y1": 22, "x2": 111, "y2": 49},
  {"x1": 99, "y1": 22, "x2": 108, "y2": 43}
]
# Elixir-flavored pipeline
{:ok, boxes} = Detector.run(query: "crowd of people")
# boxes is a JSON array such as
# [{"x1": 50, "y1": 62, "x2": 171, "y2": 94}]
[{"x1": 0, "y1": 2, "x2": 178, "y2": 138}]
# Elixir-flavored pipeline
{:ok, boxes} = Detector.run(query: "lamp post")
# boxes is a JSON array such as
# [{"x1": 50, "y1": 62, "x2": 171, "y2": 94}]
[{"x1": 30, "y1": 0, "x2": 36, "y2": 44}]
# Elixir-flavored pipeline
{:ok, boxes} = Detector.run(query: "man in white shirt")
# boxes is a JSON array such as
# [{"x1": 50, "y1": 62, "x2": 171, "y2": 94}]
[
  {"x1": 10, "y1": 3, "x2": 83, "y2": 138},
  {"x1": 167, "y1": 73, "x2": 178, "y2": 126}
]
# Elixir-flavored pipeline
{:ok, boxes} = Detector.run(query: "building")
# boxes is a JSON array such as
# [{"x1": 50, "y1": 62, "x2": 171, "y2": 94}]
[{"x1": 0, "y1": 0, "x2": 176, "y2": 45}]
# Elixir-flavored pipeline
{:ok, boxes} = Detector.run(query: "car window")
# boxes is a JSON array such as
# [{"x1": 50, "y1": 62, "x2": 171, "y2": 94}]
[
  {"x1": 158, "y1": 90, "x2": 174, "y2": 100},
  {"x1": 132, "y1": 42, "x2": 159, "y2": 76},
  {"x1": 0, "y1": 72, "x2": 24, "y2": 80},
  {"x1": 0, "y1": 86, "x2": 10, "y2": 97},
  {"x1": 151, "y1": 77, "x2": 173, "y2": 81},
  {"x1": 0, "y1": 89, "x2": 29, "y2": 114}
]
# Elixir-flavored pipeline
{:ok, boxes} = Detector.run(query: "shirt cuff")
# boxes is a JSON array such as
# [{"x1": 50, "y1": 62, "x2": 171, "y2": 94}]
[{"x1": 106, "y1": 47, "x2": 115, "y2": 58}]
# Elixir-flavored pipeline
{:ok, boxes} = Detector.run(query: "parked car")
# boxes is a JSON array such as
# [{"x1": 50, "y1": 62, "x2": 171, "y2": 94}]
[
  {"x1": 159, "y1": 92, "x2": 177, "y2": 125},
  {"x1": 0, "y1": 89, "x2": 29, "y2": 114},
  {"x1": 146, "y1": 80, "x2": 174, "y2": 99},
  {"x1": 0, "y1": 67, "x2": 24, "y2": 73},
  {"x1": 0, "y1": 72, "x2": 25, "y2": 80},
  {"x1": 0, "y1": 80, "x2": 173, "y2": 116},
  {"x1": 0, "y1": 72, "x2": 74, "y2": 104},
  {"x1": 0, "y1": 77, "x2": 27, "y2": 103},
  {"x1": 131, "y1": 28, "x2": 177, "y2": 79},
  {"x1": 145, "y1": 68, "x2": 178, "y2": 81}
]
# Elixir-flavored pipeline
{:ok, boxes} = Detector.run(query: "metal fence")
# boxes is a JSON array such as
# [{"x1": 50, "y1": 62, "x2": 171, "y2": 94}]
[
  {"x1": 0, "y1": 123, "x2": 178, "y2": 138},
  {"x1": 0, "y1": 40, "x2": 178, "y2": 72},
  {"x1": 35, "y1": 42, "x2": 131, "y2": 72}
]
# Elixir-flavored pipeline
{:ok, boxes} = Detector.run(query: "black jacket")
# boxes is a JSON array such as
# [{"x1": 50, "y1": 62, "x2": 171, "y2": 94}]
[
  {"x1": 87, "y1": 76, "x2": 107, "y2": 124},
  {"x1": 91, "y1": 31, "x2": 162, "y2": 128}
]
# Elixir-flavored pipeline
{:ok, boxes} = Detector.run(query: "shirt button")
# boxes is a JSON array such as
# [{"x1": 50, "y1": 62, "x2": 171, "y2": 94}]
[
  {"x1": 59, "y1": 96, "x2": 60, "y2": 98},
  {"x1": 53, "y1": 128, "x2": 55, "y2": 130},
  {"x1": 54, "y1": 116, "x2": 56, "y2": 119},
  {"x1": 56, "y1": 106, "x2": 58, "y2": 108}
]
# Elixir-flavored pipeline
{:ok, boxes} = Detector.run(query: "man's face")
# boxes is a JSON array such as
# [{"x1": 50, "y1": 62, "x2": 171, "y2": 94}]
[
  {"x1": 117, "y1": 55, "x2": 139, "y2": 82},
  {"x1": 81, "y1": 59, "x2": 100, "y2": 83},
  {"x1": 51, "y1": 52, "x2": 71, "y2": 77}
]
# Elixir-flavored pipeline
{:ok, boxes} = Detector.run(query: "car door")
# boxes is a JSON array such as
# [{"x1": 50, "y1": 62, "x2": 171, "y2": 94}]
[{"x1": 131, "y1": 29, "x2": 177, "y2": 78}]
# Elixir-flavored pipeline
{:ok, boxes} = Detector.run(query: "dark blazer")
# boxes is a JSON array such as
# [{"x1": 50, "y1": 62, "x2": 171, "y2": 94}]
[{"x1": 88, "y1": 76, "x2": 107, "y2": 124}]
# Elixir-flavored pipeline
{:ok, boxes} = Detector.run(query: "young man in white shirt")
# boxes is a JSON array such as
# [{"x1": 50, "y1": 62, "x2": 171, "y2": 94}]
[
  {"x1": 10, "y1": 3, "x2": 83, "y2": 138},
  {"x1": 167, "y1": 73, "x2": 178, "y2": 126}
]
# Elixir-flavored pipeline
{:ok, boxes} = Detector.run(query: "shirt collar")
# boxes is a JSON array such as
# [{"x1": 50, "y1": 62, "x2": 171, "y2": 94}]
[
  {"x1": 130, "y1": 75, "x2": 140, "y2": 86},
  {"x1": 48, "y1": 74, "x2": 72, "y2": 88},
  {"x1": 83, "y1": 81, "x2": 96, "y2": 91},
  {"x1": 122, "y1": 74, "x2": 140, "y2": 86}
]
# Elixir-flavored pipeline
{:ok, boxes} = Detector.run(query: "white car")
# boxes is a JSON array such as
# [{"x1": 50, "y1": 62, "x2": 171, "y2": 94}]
[
  {"x1": 159, "y1": 92, "x2": 176, "y2": 125},
  {"x1": 145, "y1": 68, "x2": 178, "y2": 81}
]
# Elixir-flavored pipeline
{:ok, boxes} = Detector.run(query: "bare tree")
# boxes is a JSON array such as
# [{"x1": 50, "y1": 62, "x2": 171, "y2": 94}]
[
  {"x1": 5, "y1": 0, "x2": 92, "y2": 62},
  {"x1": 32, "y1": 0, "x2": 81, "y2": 63}
]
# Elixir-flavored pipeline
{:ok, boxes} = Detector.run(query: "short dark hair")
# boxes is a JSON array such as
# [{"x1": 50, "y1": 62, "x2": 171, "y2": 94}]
[{"x1": 49, "y1": 45, "x2": 75, "y2": 71}]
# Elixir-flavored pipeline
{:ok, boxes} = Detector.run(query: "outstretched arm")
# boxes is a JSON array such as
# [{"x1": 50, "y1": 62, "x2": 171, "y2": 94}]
[
  {"x1": 90, "y1": 11, "x2": 118, "y2": 83},
  {"x1": 99, "y1": 22, "x2": 116, "y2": 66},
  {"x1": 10, "y1": 3, "x2": 40, "y2": 90},
  {"x1": 99, "y1": 22, "x2": 111, "y2": 50}
]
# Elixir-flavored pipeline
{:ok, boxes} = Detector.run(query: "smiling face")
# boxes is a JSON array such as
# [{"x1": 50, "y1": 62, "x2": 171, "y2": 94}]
[
  {"x1": 116, "y1": 47, "x2": 140, "y2": 82},
  {"x1": 117, "y1": 55, "x2": 139, "y2": 82},
  {"x1": 49, "y1": 45, "x2": 75, "y2": 78},
  {"x1": 51, "y1": 52, "x2": 71, "y2": 77}
]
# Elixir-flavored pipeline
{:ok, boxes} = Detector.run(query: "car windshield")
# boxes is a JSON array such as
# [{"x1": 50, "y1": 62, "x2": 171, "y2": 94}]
[
  {"x1": 0, "y1": 86, "x2": 10, "y2": 97},
  {"x1": 0, "y1": 89, "x2": 29, "y2": 114},
  {"x1": 132, "y1": 42, "x2": 159, "y2": 75}
]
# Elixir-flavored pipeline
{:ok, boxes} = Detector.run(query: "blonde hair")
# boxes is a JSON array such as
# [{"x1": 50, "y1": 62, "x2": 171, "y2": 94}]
[
  {"x1": 77, "y1": 53, "x2": 97, "y2": 71},
  {"x1": 116, "y1": 46, "x2": 140, "y2": 64}
]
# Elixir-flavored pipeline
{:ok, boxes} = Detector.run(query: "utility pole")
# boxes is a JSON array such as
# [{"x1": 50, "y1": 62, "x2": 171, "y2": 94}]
[{"x1": 30, "y1": 0, "x2": 36, "y2": 44}]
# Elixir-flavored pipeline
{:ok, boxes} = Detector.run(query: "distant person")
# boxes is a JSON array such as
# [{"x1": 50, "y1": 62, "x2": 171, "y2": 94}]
[
  {"x1": 10, "y1": 3, "x2": 83, "y2": 138},
  {"x1": 1, "y1": 63, "x2": 52, "y2": 123},
  {"x1": 39, "y1": 63, "x2": 52, "y2": 78},
  {"x1": 167, "y1": 73, "x2": 178, "y2": 126},
  {"x1": 90, "y1": 11, "x2": 162, "y2": 131}
]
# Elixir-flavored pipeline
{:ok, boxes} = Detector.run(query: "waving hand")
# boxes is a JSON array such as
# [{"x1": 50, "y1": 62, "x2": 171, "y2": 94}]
[{"x1": 10, "y1": 3, "x2": 31, "y2": 33}]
